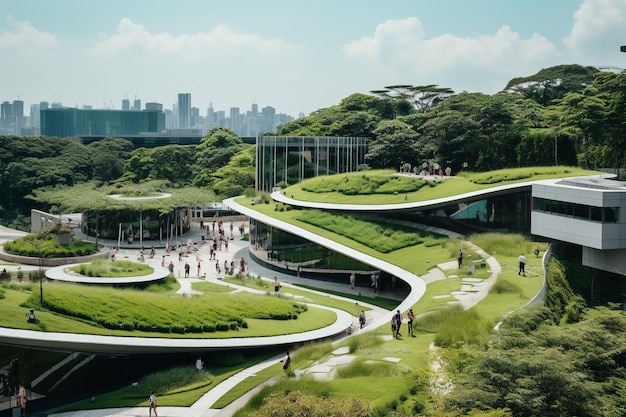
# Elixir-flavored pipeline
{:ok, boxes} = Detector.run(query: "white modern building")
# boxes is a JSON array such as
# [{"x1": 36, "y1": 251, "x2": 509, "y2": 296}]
[{"x1": 532, "y1": 176, "x2": 626, "y2": 275}]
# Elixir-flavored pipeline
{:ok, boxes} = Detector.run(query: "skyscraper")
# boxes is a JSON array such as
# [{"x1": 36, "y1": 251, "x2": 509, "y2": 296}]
[{"x1": 177, "y1": 93, "x2": 191, "y2": 128}]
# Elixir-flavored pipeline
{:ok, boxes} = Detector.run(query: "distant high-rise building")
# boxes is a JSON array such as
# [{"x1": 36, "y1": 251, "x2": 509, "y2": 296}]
[
  {"x1": 41, "y1": 108, "x2": 165, "y2": 138},
  {"x1": 206, "y1": 103, "x2": 215, "y2": 129},
  {"x1": 133, "y1": 99, "x2": 141, "y2": 111},
  {"x1": 1, "y1": 101, "x2": 12, "y2": 125},
  {"x1": 12, "y1": 100, "x2": 24, "y2": 119},
  {"x1": 177, "y1": 93, "x2": 191, "y2": 128},
  {"x1": 122, "y1": 99, "x2": 130, "y2": 111},
  {"x1": 40, "y1": 101, "x2": 49, "y2": 110},
  {"x1": 216, "y1": 110, "x2": 225, "y2": 128},
  {"x1": 229, "y1": 107, "x2": 241, "y2": 134},
  {"x1": 262, "y1": 106, "x2": 276, "y2": 134},
  {"x1": 145, "y1": 102, "x2": 163, "y2": 111},
  {"x1": 191, "y1": 106, "x2": 200, "y2": 127}
]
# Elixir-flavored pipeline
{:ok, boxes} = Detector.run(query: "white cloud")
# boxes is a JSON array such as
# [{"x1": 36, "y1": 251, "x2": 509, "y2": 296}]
[
  {"x1": 343, "y1": 17, "x2": 558, "y2": 93},
  {"x1": 0, "y1": 16, "x2": 59, "y2": 57},
  {"x1": 563, "y1": 0, "x2": 626, "y2": 61},
  {"x1": 88, "y1": 18, "x2": 301, "y2": 61}
]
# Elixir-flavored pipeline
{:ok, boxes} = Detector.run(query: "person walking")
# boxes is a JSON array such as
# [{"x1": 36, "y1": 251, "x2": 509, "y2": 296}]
[
  {"x1": 149, "y1": 391, "x2": 157, "y2": 417},
  {"x1": 274, "y1": 276, "x2": 280, "y2": 293},
  {"x1": 407, "y1": 308, "x2": 415, "y2": 336},
  {"x1": 359, "y1": 310, "x2": 366, "y2": 329},
  {"x1": 394, "y1": 310, "x2": 403, "y2": 338},
  {"x1": 282, "y1": 351, "x2": 291, "y2": 376},
  {"x1": 349, "y1": 272, "x2": 356, "y2": 289},
  {"x1": 518, "y1": 253, "x2": 526, "y2": 276},
  {"x1": 457, "y1": 249, "x2": 463, "y2": 268},
  {"x1": 195, "y1": 357, "x2": 204, "y2": 373},
  {"x1": 184, "y1": 262, "x2": 190, "y2": 278},
  {"x1": 391, "y1": 317, "x2": 398, "y2": 339}
]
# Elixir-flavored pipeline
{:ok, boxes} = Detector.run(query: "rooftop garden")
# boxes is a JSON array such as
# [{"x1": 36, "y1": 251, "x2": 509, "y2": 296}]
[{"x1": 279, "y1": 166, "x2": 601, "y2": 205}]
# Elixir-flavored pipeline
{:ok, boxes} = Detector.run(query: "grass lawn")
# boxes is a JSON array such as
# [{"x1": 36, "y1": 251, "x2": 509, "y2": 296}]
[
  {"x1": 281, "y1": 166, "x2": 600, "y2": 205},
  {"x1": 224, "y1": 276, "x2": 373, "y2": 316},
  {"x1": 0, "y1": 283, "x2": 337, "y2": 338}
]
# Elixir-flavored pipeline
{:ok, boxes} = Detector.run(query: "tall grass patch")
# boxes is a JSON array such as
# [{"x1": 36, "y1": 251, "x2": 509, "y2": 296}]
[
  {"x1": 468, "y1": 233, "x2": 537, "y2": 258},
  {"x1": 70, "y1": 259, "x2": 153, "y2": 277},
  {"x1": 336, "y1": 358, "x2": 406, "y2": 378},
  {"x1": 490, "y1": 278, "x2": 523, "y2": 295},
  {"x1": 298, "y1": 210, "x2": 442, "y2": 253},
  {"x1": 292, "y1": 340, "x2": 334, "y2": 363},
  {"x1": 414, "y1": 305, "x2": 490, "y2": 347},
  {"x1": 346, "y1": 332, "x2": 385, "y2": 353}
]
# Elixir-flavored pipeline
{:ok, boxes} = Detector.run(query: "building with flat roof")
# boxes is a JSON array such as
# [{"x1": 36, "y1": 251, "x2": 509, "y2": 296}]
[
  {"x1": 532, "y1": 176, "x2": 626, "y2": 275},
  {"x1": 41, "y1": 108, "x2": 165, "y2": 138}
]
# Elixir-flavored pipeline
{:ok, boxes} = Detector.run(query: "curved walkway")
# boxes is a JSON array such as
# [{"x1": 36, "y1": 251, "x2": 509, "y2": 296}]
[{"x1": 45, "y1": 263, "x2": 171, "y2": 285}]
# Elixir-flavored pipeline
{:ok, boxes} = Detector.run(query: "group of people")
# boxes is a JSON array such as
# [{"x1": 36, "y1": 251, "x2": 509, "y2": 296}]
[{"x1": 391, "y1": 308, "x2": 415, "y2": 339}]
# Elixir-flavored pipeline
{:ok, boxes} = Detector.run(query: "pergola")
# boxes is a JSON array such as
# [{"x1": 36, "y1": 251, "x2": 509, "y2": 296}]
[{"x1": 29, "y1": 180, "x2": 220, "y2": 247}]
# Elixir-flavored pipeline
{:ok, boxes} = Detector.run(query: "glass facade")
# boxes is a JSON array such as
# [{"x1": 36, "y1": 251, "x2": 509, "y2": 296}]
[
  {"x1": 41, "y1": 108, "x2": 165, "y2": 138},
  {"x1": 256, "y1": 136, "x2": 367, "y2": 191},
  {"x1": 533, "y1": 197, "x2": 619, "y2": 223},
  {"x1": 82, "y1": 209, "x2": 190, "y2": 243},
  {"x1": 248, "y1": 219, "x2": 406, "y2": 291}
]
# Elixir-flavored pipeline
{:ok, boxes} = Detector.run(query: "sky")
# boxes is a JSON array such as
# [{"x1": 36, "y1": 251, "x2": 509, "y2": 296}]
[{"x1": 1, "y1": 0, "x2": 625, "y2": 118}]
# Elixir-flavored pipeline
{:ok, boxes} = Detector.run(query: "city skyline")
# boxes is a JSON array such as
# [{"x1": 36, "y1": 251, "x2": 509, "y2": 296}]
[
  {"x1": 1, "y1": 95, "x2": 293, "y2": 138},
  {"x1": 0, "y1": 0, "x2": 624, "y2": 118}
]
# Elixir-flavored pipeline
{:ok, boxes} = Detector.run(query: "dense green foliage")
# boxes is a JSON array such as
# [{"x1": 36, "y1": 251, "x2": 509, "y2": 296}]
[
  {"x1": 4, "y1": 228, "x2": 98, "y2": 257},
  {"x1": 25, "y1": 283, "x2": 307, "y2": 334},
  {"x1": 297, "y1": 210, "x2": 444, "y2": 253},
  {"x1": 277, "y1": 65, "x2": 626, "y2": 175},
  {"x1": 0, "y1": 128, "x2": 254, "y2": 229}
]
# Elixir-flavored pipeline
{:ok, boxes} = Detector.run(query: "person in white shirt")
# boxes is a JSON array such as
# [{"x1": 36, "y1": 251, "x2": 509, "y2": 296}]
[{"x1": 518, "y1": 254, "x2": 526, "y2": 276}]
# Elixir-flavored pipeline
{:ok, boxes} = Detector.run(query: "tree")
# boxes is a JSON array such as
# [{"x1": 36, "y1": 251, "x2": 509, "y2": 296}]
[
  {"x1": 505, "y1": 64, "x2": 598, "y2": 106},
  {"x1": 366, "y1": 119, "x2": 420, "y2": 169},
  {"x1": 371, "y1": 84, "x2": 454, "y2": 112},
  {"x1": 210, "y1": 147, "x2": 256, "y2": 197}
]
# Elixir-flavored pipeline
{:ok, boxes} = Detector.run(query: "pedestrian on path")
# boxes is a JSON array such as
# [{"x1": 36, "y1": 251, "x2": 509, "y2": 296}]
[
  {"x1": 195, "y1": 357, "x2": 204, "y2": 373},
  {"x1": 149, "y1": 391, "x2": 157, "y2": 417},
  {"x1": 282, "y1": 351, "x2": 291, "y2": 376},
  {"x1": 407, "y1": 309, "x2": 415, "y2": 336},
  {"x1": 457, "y1": 249, "x2": 463, "y2": 268},
  {"x1": 274, "y1": 276, "x2": 280, "y2": 293},
  {"x1": 184, "y1": 262, "x2": 190, "y2": 278},
  {"x1": 394, "y1": 310, "x2": 402, "y2": 338},
  {"x1": 359, "y1": 310, "x2": 366, "y2": 329},
  {"x1": 518, "y1": 254, "x2": 526, "y2": 276},
  {"x1": 391, "y1": 317, "x2": 398, "y2": 339},
  {"x1": 349, "y1": 272, "x2": 356, "y2": 289},
  {"x1": 197, "y1": 260, "x2": 201, "y2": 277}
]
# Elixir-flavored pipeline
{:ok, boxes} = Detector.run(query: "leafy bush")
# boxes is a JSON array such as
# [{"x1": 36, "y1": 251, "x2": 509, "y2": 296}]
[{"x1": 4, "y1": 230, "x2": 97, "y2": 258}]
